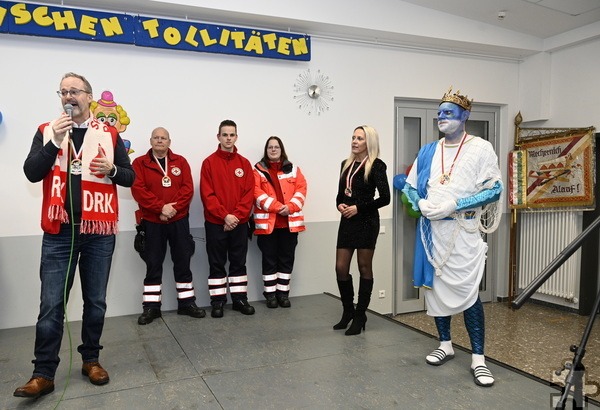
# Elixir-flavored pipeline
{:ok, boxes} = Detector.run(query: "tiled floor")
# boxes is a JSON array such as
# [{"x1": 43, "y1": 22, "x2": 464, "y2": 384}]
[
  {"x1": 394, "y1": 300, "x2": 600, "y2": 401},
  {"x1": 1, "y1": 294, "x2": 598, "y2": 409}
]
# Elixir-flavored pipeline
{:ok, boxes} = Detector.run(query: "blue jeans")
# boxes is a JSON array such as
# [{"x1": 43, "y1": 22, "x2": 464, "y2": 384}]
[{"x1": 32, "y1": 224, "x2": 115, "y2": 380}]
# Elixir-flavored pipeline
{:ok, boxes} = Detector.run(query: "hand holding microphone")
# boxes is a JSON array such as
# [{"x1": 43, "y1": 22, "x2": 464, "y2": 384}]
[{"x1": 51, "y1": 104, "x2": 74, "y2": 146}]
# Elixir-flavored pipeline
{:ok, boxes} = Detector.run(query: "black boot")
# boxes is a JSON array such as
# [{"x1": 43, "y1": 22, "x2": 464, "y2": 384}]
[
  {"x1": 345, "y1": 277, "x2": 373, "y2": 336},
  {"x1": 333, "y1": 276, "x2": 355, "y2": 330}
]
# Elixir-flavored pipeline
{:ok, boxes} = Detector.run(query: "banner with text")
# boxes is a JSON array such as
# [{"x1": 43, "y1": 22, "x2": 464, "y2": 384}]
[
  {"x1": 0, "y1": 1, "x2": 311, "y2": 61},
  {"x1": 509, "y1": 131, "x2": 595, "y2": 210}
]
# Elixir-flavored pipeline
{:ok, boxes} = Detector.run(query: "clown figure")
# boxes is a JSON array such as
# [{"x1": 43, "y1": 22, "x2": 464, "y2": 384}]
[
  {"x1": 91, "y1": 91, "x2": 131, "y2": 134},
  {"x1": 402, "y1": 88, "x2": 503, "y2": 387}
]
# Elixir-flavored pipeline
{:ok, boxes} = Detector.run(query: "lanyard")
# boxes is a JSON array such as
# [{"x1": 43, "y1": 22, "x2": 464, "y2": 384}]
[
  {"x1": 344, "y1": 157, "x2": 367, "y2": 196},
  {"x1": 440, "y1": 133, "x2": 468, "y2": 185},
  {"x1": 153, "y1": 154, "x2": 172, "y2": 187}
]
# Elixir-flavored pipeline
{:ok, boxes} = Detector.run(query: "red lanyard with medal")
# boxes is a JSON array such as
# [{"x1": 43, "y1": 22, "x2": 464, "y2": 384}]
[
  {"x1": 344, "y1": 157, "x2": 367, "y2": 197},
  {"x1": 69, "y1": 140, "x2": 83, "y2": 175},
  {"x1": 439, "y1": 133, "x2": 467, "y2": 185}
]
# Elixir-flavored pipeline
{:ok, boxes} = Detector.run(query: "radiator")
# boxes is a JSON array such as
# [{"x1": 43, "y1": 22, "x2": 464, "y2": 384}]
[{"x1": 518, "y1": 212, "x2": 579, "y2": 301}]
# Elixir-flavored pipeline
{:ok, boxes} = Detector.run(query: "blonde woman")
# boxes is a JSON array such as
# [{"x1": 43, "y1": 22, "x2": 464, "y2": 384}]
[{"x1": 333, "y1": 126, "x2": 390, "y2": 335}]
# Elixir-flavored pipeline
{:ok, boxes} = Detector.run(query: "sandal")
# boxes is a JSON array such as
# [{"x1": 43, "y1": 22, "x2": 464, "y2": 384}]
[
  {"x1": 472, "y1": 365, "x2": 495, "y2": 387},
  {"x1": 426, "y1": 348, "x2": 455, "y2": 366}
]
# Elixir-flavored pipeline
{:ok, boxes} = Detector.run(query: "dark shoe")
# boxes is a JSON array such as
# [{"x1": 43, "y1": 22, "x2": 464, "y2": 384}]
[
  {"x1": 334, "y1": 277, "x2": 355, "y2": 329},
  {"x1": 211, "y1": 303, "x2": 224, "y2": 318},
  {"x1": 333, "y1": 308, "x2": 354, "y2": 330},
  {"x1": 265, "y1": 294, "x2": 278, "y2": 309},
  {"x1": 276, "y1": 295, "x2": 291, "y2": 308},
  {"x1": 232, "y1": 300, "x2": 255, "y2": 315},
  {"x1": 82, "y1": 362, "x2": 110, "y2": 385},
  {"x1": 178, "y1": 303, "x2": 206, "y2": 318},
  {"x1": 345, "y1": 311, "x2": 367, "y2": 336},
  {"x1": 345, "y1": 278, "x2": 373, "y2": 336},
  {"x1": 138, "y1": 307, "x2": 161, "y2": 325},
  {"x1": 13, "y1": 377, "x2": 54, "y2": 398}
]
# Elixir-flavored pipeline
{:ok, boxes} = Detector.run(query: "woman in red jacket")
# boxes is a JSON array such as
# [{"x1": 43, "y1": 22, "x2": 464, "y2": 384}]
[{"x1": 253, "y1": 137, "x2": 307, "y2": 308}]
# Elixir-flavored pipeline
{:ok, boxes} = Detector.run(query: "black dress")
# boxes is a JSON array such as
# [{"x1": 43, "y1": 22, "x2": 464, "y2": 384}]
[{"x1": 336, "y1": 158, "x2": 390, "y2": 249}]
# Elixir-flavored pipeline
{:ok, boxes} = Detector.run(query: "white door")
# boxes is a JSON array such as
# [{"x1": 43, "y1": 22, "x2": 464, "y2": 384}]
[{"x1": 393, "y1": 100, "x2": 499, "y2": 314}]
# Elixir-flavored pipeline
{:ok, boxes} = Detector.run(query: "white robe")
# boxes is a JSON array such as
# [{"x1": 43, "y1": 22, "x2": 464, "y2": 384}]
[{"x1": 406, "y1": 135, "x2": 502, "y2": 316}]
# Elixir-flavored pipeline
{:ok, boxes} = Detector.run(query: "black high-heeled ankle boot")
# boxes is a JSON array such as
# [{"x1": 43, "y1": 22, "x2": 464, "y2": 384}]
[
  {"x1": 333, "y1": 276, "x2": 354, "y2": 330},
  {"x1": 345, "y1": 277, "x2": 373, "y2": 336}
]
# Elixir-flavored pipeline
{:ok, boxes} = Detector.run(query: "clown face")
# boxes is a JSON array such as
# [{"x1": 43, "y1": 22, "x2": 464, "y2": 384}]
[{"x1": 91, "y1": 90, "x2": 130, "y2": 133}]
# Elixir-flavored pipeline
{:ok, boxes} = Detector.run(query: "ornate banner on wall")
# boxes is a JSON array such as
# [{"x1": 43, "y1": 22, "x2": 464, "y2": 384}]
[
  {"x1": 509, "y1": 128, "x2": 596, "y2": 210},
  {"x1": 0, "y1": 1, "x2": 311, "y2": 61}
]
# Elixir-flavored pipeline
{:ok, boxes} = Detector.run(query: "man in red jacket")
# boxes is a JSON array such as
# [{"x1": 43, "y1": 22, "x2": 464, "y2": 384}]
[
  {"x1": 131, "y1": 127, "x2": 205, "y2": 325},
  {"x1": 200, "y1": 119, "x2": 255, "y2": 318}
]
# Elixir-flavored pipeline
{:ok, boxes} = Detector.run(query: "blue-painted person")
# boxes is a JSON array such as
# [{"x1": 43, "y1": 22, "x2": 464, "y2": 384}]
[{"x1": 402, "y1": 87, "x2": 503, "y2": 387}]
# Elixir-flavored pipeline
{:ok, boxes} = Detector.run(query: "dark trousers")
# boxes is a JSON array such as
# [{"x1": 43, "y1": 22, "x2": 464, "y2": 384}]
[
  {"x1": 257, "y1": 229, "x2": 298, "y2": 296},
  {"x1": 205, "y1": 221, "x2": 249, "y2": 303},
  {"x1": 143, "y1": 216, "x2": 195, "y2": 308}
]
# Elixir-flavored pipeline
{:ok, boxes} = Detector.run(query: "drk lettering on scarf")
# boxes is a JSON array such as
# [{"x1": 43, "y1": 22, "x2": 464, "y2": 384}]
[{"x1": 83, "y1": 191, "x2": 115, "y2": 213}]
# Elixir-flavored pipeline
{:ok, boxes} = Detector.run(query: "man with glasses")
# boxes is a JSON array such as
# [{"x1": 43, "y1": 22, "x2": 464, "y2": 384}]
[
  {"x1": 200, "y1": 119, "x2": 255, "y2": 318},
  {"x1": 131, "y1": 127, "x2": 206, "y2": 325},
  {"x1": 16, "y1": 72, "x2": 134, "y2": 398}
]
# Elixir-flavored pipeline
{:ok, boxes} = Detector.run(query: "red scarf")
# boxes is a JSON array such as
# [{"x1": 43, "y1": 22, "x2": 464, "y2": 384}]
[{"x1": 41, "y1": 118, "x2": 119, "y2": 234}]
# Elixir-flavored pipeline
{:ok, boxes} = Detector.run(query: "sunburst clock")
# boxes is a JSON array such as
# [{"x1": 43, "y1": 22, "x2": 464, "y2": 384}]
[{"x1": 293, "y1": 69, "x2": 334, "y2": 116}]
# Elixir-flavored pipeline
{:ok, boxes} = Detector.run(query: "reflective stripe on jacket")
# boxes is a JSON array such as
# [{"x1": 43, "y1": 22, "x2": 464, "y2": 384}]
[{"x1": 253, "y1": 160, "x2": 307, "y2": 234}]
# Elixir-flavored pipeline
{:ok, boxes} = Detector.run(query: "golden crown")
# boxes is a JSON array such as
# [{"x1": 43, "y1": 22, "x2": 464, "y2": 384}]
[{"x1": 440, "y1": 87, "x2": 472, "y2": 111}]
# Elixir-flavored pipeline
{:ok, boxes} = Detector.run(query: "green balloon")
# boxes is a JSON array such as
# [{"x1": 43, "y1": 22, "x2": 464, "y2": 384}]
[
  {"x1": 400, "y1": 192, "x2": 409, "y2": 205},
  {"x1": 406, "y1": 206, "x2": 421, "y2": 219}
]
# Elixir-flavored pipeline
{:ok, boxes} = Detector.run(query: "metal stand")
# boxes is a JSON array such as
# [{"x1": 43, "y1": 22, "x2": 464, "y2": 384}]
[
  {"x1": 512, "y1": 214, "x2": 600, "y2": 409},
  {"x1": 551, "y1": 288, "x2": 600, "y2": 409}
]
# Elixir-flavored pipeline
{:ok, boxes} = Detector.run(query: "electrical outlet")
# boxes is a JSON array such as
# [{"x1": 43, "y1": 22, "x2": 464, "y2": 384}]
[{"x1": 378, "y1": 290, "x2": 385, "y2": 298}]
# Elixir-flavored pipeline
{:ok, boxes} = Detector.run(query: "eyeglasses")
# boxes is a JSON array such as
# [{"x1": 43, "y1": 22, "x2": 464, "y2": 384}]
[{"x1": 56, "y1": 88, "x2": 90, "y2": 98}]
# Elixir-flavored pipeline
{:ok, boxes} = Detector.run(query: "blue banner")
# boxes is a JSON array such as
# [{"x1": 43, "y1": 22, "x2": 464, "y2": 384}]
[
  {"x1": 0, "y1": 1, "x2": 311, "y2": 61},
  {"x1": 1, "y1": 2, "x2": 135, "y2": 43},
  {"x1": 136, "y1": 16, "x2": 310, "y2": 60}
]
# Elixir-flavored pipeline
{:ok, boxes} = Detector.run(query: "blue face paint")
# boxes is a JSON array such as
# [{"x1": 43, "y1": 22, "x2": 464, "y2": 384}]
[
  {"x1": 437, "y1": 102, "x2": 464, "y2": 121},
  {"x1": 437, "y1": 102, "x2": 466, "y2": 135}
]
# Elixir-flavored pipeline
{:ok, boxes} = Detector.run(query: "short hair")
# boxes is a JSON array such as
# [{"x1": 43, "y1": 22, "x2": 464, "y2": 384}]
[
  {"x1": 151, "y1": 127, "x2": 170, "y2": 140},
  {"x1": 61, "y1": 72, "x2": 92, "y2": 93},
  {"x1": 218, "y1": 119, "x2": 237, "y2": 134},
  {"x1": 260, "y1": 136, "x2": 288, "y2": 163}
]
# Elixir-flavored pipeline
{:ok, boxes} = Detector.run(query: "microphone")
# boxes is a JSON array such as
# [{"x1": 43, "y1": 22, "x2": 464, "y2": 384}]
[{"x1": 64, "y1": 104, "x2": 73, "y2": 137}]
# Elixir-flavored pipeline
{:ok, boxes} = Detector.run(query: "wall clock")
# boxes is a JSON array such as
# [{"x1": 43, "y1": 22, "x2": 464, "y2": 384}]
[{"x1": 293, "y1": 69, "x2": 334, "y2": 116}]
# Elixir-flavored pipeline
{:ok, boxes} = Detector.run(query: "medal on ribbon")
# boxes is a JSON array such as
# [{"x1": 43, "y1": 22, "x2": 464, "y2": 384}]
[
  {"x1": 69, "y1": 140, "x2": 83, "y2": 175},
  {"x1": 344, "y1": 157, "x2": 367, "y2": 198}
]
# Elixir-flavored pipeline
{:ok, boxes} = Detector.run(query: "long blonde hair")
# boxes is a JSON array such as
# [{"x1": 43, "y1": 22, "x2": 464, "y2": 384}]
[{"x1": 340, "y1": 125, "x2": 380, "y2": 181}]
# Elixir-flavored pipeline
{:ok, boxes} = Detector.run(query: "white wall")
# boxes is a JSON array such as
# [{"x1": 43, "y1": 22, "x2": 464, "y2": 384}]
[{"x1": 5, "y1": 0, "x2": 599, "y2": 330}]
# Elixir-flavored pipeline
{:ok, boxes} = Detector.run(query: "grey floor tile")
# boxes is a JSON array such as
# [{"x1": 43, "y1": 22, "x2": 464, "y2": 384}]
[{"x1": 2, "y1": 294, "x2": 598, "y2": 410}]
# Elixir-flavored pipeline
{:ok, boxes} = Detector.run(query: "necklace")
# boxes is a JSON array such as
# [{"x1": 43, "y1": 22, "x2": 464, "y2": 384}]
[{"x1": 439, "y1": 133, "x2": 468, "y2": 185}]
